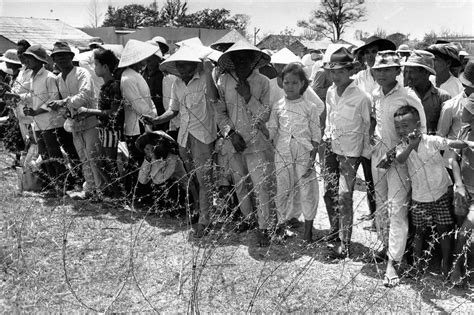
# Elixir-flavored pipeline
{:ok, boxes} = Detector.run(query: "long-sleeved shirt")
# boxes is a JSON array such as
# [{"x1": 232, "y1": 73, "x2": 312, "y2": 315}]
[
  {"x1": 216, "y1": 70, "x2": 271, "y2": 153},
  {"x1": 121, "y1": 67, "x2": 157, "y2": 136},
  {"x1": 413, "y1": 83, "x2": 451, "y2": 135},
  {"x1": 169, "y1": 70, "x2": 216, "y2": 147},
  {"x1": 163, "y1": 74, "x2": 180, "y2": 131},
  {"x1": 325, "y1": 80, "x2": 372, "y2": 158},
  {"x1": 20, "y1": 67, "x2": 63, "y2": 131},
  {"x1": 268, "y1": 96, "x2": 321, "y2": 150},
  {"x1": 430, "y1": 74, "x2": 463, "y2": 97},
  {"x1": 437, "y1": 92, "x2": 468, "y2": 139},
  {"x1": 372, "y1": 82, "x2": 426, "y2": 151},
  {"x1": 57, "y1": 66, "x2": 98, "y2": 132}
]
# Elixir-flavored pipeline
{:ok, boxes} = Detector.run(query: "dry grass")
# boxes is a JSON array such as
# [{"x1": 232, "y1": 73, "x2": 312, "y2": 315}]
[{"x1": 0, "y1": 148, "x2": 473, "y2": 312}]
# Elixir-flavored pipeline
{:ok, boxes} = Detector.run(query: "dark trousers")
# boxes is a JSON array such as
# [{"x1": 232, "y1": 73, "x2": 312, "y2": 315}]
[{"x1": 359, "y1": 157, "x2": 376, "y2": 215}]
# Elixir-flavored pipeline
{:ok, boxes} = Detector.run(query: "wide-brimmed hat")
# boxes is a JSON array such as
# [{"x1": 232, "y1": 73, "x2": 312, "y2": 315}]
[
  {"x1": 403, "y1": 50, "x2": 436, "y2": 75},
  {"x1": 459, "y1": 50, "x2": 470, "y2": 57},
  {"x1": 322, "y1": 44, "x2": 352, "y2": 63},
  {"x1": 50, "y1": 41, "x2": 75, "y2": 57},
  {"x1": 372, "y1": 50, "x2": 401, "y2": 69},
  {"x1": 397, "y1": 44, "x2": 411, "y2": 53},
  {"x1": 159, "y1": 45, "x2": 208, "y2": 76},
  {"x1": 118, "y1": 39, "x2": 161, "y2": 68},
  {"x1": 353, "y1": 36, "x2": 396, "y2": 55},
  {"x1": 176, "y1": 37, "x2": 203, "y2": 48},
  {"x1": 135, "y1": 130, "x2": 177, "y2": 153},
  {"x1": 207, "y1": 49, "x2": 223, "y2": 63},
  {"x1": 460, "y1": 60, "x2": 474, "y2": 88},
  {"x1": 0, "y1": 62, "x2": 13, "y2": 75},
  {"x1": 271, "y1": 47, "x2": 301, "y2": 65},
  {"x1": 426, "y1": 43, "x2": 461, "y2": 67},
  {"x1": 151, "y1": 36, "x2": 169, "y2": 54},
  {"x1": 217, "y1": 40, "x2": 270, "y2": 71},
  {"x1": 323, "y1": 47, "x2": 355, "y2": 70},
  {"x1": 23, "y1": 45, "x2": 49, "y2": 64},
  {"x1": 88, "y1": 37, "x2": 104, "y2": 49},
  {"x1": 0, "y1": 49, "x2": 22, "y2": 64},
  {"x1": 211, "y1": 29, "x2": 249, "y2": 52}
]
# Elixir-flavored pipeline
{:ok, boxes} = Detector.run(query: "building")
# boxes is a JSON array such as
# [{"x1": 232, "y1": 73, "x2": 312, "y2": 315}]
[{"x1": 0, "y1": 16, "x2": 93, "y2": 53}]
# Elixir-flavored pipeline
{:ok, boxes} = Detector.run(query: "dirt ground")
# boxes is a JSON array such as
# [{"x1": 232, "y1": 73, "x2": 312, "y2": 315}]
[{"x1": 1, "y1": 148, "x2": 473, "y2": 312}]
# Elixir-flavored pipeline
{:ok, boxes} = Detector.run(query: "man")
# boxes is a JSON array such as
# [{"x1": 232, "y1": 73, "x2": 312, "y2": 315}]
[
  {"x1": 404, "y1": 50, "x2": 451, "y2": 135},
  {"x1": 215, "y1": 40, "x2": 274, "y2": 246},
  {"x1": 144, "y1": 45, "x2": 217, "y2": 238},
  {"x1": 426, "y1": 43, "x2": 463, "y2": 97},
  {"x1": 48, "y1": 41, "x2": 107, "y2": 199}
]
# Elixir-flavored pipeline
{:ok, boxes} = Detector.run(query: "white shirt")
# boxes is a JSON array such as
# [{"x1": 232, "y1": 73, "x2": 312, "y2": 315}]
[
  {"x1": 162, "y1": 74, "x2": 180, "y2": 131},
  {"x1": 12, "y1": 68, "x2": 34, "y2": 126},
  {"x1": 269, "y1": 78, "x2": 324, "y2": 115},
  {"x1": 325, "y1": 81, "x2": 371, "y2": 158},
  {"x1": 430, "y1": 74, "x2": 463, "y2": 97},
  {"x1": 268, "y1": 96, "x2": 321, "y2": 151},
  {"x1": 397, "y1": 135, "x2": 452, "y2": 202},
  {"x1": 353, "y1": 67, "x2": 404, "y2": 95},
  {"x1": 169, "y1": 70, "x2": 216, "y2": 146},
  {"x1": 373, "y1": 82, "x2": 426, "y2": 152},
  {"x1": 121, "y1": 68, "x2": 157, "y2": 136},
  {"x1": 437, "y1": 92, "x2": 467, "y2": 140}
]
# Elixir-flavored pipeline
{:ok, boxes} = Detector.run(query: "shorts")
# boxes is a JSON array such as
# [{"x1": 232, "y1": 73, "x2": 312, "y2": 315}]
[
  {"x1": 411, "y1": 192, "x2": 454, "y2": 228},
  {"x1": 98, "y1": 128, "x2": 122, "y2": 148}
]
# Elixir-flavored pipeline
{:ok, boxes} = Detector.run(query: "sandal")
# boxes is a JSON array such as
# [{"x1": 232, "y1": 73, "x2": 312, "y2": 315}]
[{"x1": 383, "y1": 274, "x2": 400, "y2": 288}]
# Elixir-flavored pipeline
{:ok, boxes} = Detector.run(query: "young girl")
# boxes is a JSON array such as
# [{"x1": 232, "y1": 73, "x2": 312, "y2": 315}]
[
  {"x1": 267, "y1": 62, "x2": 321, "y2": 243},
  {"x1": 77, "y1": 49, "x2": 124, "y2": 196}
]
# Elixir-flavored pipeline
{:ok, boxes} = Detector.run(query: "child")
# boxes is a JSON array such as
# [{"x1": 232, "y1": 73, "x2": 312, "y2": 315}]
[
  {"x1": 393, "y1": 105, "x2": 474, "y2": 278},
  {"x1": 267, "y1": 62, "x2": 320, "y2": 243},
  {"x1": 323, "y1": 47, "x2": 371, "y2": 256},
  {"x1": 136, "y1": 131, "x2": 199, "y2": 214},
  {"x1": 77, "y1": 49, "x2": 124, "y2": 196}
]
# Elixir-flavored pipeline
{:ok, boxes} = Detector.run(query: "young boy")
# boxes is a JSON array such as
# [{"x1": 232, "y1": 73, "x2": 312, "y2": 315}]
[
  {"x1": 393, "y1": 105, "x2": 474, "y2": 278},
  {"x1": 370, "y1": 50, "x2": 427, "y2": 287},
  {"x1": 323, "y1": 47, "x2": 371, "y2": 256}
]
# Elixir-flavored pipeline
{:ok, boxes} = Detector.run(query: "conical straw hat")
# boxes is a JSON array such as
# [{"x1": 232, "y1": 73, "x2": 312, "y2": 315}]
[
  {"x1": 159, "y1": 45, "x2": 211, "y2": 76},
  {"x1": 118, "y1": 39, "x2": 161, "y2": 68},
  {"x1": 271, "y1": 47, "x2": 301, "y2": 65},
  {"x1": 175, "y1": 37, "x2": 203, "y2": 48},
  {"x1": 217, "y1": 40, "x2": 270, "y2": 71},
  {"x1": 210, "y1": 29, "x2": 248, "y2": 52}
]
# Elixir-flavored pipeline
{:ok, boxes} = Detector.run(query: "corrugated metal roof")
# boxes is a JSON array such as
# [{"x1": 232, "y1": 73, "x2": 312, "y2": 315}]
[{"x1": 0, "y1": 17, "x2": 92, "y2": 51}]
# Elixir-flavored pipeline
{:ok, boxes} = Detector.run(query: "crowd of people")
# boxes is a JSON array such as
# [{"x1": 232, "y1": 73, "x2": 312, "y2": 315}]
[{"x1": 0, "y1": 32, "x2": 473, "y2": 288}]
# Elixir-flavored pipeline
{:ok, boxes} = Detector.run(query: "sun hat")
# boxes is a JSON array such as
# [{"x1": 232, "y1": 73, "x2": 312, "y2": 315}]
[
  {"x1": 425, "y1": 43, "x2": 461, "y2": 67},
  {"x1": 0, "y1": 62, "x2": 13, "y2": 75},
  {"x1": 459, "y1": 50, "x2": 469, "y2": 57},
  {"x1": 22, "y1": 45, "x2": 49, "y2": 64},
  {"x1": 211, "y1": 29, "x2": 248, "y2": 52},
  {"x1": 372, "y1": 50, "x2": 401, "y2": 69},
  {"x1": 0, "y1": 49, "x2": 22, "y2": 65},
  {"x1": 207, "y1": 49, "x2": 223, "y2": 63},
  {"x1": 159, "y1": 45, "x2": 209, "y2": 76},
  {"x1": 118, "y1": 39, "x2": 161, "y2": 68},
  {"x1": 353, "y1": 36, "x2": 396, "y2": 55},
  {"x1": 271, "y1": 47, "x2": 301, "y2": 65},
  {"x1": 50, "y1": 41, "x2": 75, "y2": 57},
  {"x1": 459, "y1": 60, "x2": 474, "y2": 89},
  {"x1": 88, "y1": 37, "x2": 104, "y2": 49},
  {"x1": 135, "y1": 130, "x2": 177, "y2": 153},
  {"x1": 323, "y1": 47, "x2": 354, "y2": 70},
  {"x1": 176, "y1": 37, "x2": 203, "y2": 48},
  {"x1": 396, "y1": 44, "x2": 411, "y2": 53},
  {"x1": 151, "y1": 36, "x2": 169, "y2": 55},
  {"x1": 322, "y1": 44, "x2": 352, "y2": 64},
  {"x1": 217, "y1": 40, "x2": 270, "y2": 71},
  {"x1": 403, "y1": 50, "x2": 436, "y2": 75}
]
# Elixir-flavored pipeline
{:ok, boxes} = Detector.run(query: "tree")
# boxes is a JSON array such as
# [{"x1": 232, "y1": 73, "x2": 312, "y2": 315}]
[
  {"x1": 297, "y1": 0, "x2": 367, "y2": 42},
  {"x1": 102, "y1": 4, "x2": 160, "y2": 28},
  {"x1": 373, "y1": 27, "x2": 387, "y2": 39},
  {"x1": 160, "y1": 0, "x2": 188, "y2": 27},
  {"x1": 415, "y1": 30, "x2": 438, "y2": 49},
  {"x1": 87, "y1": 0, "x2": 103, "y2": 28}
]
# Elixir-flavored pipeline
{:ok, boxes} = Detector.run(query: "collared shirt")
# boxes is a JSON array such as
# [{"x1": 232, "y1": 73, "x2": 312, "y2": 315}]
[
  {"x1": 430, "y1": 74, "x2": 463, "y2": 97},
  {"x1": 437, "y1": 92, "x2": 467, "y2": 139},
  {"x1": 57, "y1": 66, "x2": 98, "y2": 132},
  {"x1": 413, "y1": 83, "x2": 451, "y2": 135},
  {"x1": 325, "y1": 80, "x2": 372, "y2": 157},
  {"x1": 21, "y1": 67, "x2": 63, "y2": 131},
  {"x1": 216, "y1": 70, "x2": 271, "y2": 153},
  {"x1": 397, "y1": 135, "x2": 451, "y2": 202},
  {"x1": 121, "y1": 67, "x2": 157, "y2": 136},
  {"x1": 373, "y1": 82, "x2": 426, "y2": 151},
  {"x1": 269, "y1": 78, "x2": 325, "y2": 115},
  {"x1": 169, "y1": 70, "x2": 216, "y2": 146}
]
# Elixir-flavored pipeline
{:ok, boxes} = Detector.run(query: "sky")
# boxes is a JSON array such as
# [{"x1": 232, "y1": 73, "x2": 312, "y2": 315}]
[{"x1": 0, "y1": 0, "x2": 473, "y2": 41}]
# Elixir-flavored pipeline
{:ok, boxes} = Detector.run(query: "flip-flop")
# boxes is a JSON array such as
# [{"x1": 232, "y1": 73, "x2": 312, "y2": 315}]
[{"x1": 383, "y1": 274, "x2": 400, "y2": 288}]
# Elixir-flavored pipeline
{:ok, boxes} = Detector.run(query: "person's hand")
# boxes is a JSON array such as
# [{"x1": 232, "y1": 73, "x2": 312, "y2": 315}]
[
  {"x1": 235, "y1": 79, "x2": 251, "y2": 103},
  {"x1": 302, "y1": 159, "x2": 315, "y2": 178},
  {"x1": 23, "y1": 107, "x2": 36, "y2": 116},
  {"x1": 407, "y1": 129, "x2": 421, "y2": 148},
  {"x1": 47, "y1": 99, "x2": 67, "y2": 111},
  {"x1": 76, "y1": 107, "x2": 88, "y2": 114},
  {"x1": 230, "y1": 131, "x2": 247, "y2": 152},
  {"x1": 141, "y1": 114, "x2": 157, "y2": 126}
]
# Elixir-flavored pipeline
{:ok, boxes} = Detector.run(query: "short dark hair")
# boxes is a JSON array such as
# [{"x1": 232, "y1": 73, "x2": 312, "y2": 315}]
[
  {"x1": 93, "y1": 49, "x2": 119, "y2": 72},
  {"x1": 17, "y1": 39, "x2": 31, "y2": 49},
  {"x1": 281, "y1": 62, "x2": 309, "y2": 95},
  {"x1": 393, "y1": 105, "x2": 420, "y2": 120}
]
